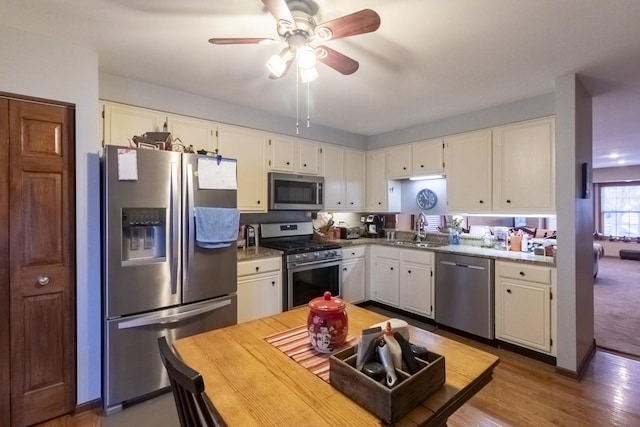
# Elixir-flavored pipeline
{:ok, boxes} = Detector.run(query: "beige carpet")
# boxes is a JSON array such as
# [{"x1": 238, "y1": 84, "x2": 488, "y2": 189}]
[{"x1": 594, "y1": 256, "x2": 640, "y2": 357}]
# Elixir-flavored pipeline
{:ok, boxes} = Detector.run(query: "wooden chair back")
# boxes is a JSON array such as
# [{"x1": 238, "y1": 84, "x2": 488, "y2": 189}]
[{"x1": 157, "y1": 336, "x2": 226, "y2": 427}]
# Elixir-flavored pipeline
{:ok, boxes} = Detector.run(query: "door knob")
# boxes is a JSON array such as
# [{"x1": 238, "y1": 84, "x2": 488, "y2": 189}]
[{"x1": 37, "y1": 275, "x2": 50, "y2": 286}]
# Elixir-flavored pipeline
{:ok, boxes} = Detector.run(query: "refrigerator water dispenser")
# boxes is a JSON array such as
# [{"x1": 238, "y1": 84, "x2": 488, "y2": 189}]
[{"x1": 121, "y1": 207, "x2": 166, "y2": 263}]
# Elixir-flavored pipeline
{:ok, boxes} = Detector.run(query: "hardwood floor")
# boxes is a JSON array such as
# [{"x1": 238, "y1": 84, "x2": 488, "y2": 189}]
[{"x1": 40, "y1": 332, "x2": 640, "y2": 427}]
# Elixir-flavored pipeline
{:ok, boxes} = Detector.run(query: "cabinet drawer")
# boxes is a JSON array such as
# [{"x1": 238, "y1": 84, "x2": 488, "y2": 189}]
[
  {"x1": 342, "y1": 246, "x2": 366, "y2": 261},
  {"x1": 497, "y1": 262, "x2": 550, "y2": 284},
  {"x1": 238, "y1": 257, "x2": 281, "y2": 277},
  {"x1": 402, "y1": 248, "x2": 434, "y2": 265}
]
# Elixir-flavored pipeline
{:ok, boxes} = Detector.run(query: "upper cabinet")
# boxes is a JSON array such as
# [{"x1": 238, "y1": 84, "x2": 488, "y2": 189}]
[
  {"x1": 217, "y1": 124, "x2": 268, "y2": 213},
  {"x1": 366, "y1": 149, "x2": 401, "y2": 213},
  {"x1": 386, "y1": 144, "x2": 413, "y2": 179},
  {"x1": 102, "y1": 101, "x2": 216, "y2": 153},
  {"x1": 321, "y1": 145, "x2": 365, "y2": 212},
  {"x1": 102, "y1": 102, "x2": 163, "y2": 147},
  {"x1": 321, "y1": 144, "x2": 345, "y2": 211},
  {"x1": 387, "y1": 139, "x2": 444, "y2": 180},
  {"x1": 412, "y1": 138, "x2": 444, "y2": 176},
  {"x1": 344, "y1": 149, "x2": 366, "y2": 211},
  {"x1": 268, "y1": 135, "x2": 319, "y2": 175},
  {"x1": 166, "y1": 115, "x2": 216, "y2": 153},
  {"x1": 444, "y1": 117, "x2": 555, "y2": 215},
  {"x1": 492, "y1": 117, "x2": 555, "y2": 214},
  {"x1": 444, "y1": 129, "x2": 493, "y2": 213}
]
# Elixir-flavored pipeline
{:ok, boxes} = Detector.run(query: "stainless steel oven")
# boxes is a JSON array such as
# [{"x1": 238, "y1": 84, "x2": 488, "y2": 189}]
[
  {"x1": 260, "y1": 222, "x2": 342, "y2": 311},
  {"x1": 286, "y1": 250, "x2": 342, "y2": 310}
]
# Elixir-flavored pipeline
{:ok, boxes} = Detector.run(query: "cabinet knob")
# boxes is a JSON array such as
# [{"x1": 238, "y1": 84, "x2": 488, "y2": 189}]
[
  {"x1": 378, "y1": 202, "x2": 382, "y2": 205},
  {"x1": 303, "y1": 163, "x2": 307, "y2": 167},
  {"x1": 390, "y1": 267, "x2": 394, "y2": 271},
  {"x1": 286, "y1": 161, "x2": 290, "y2": 165},
  {"x1": 506, "y1": 289, "x2": 512, "y2": 294},
  {"x1": 403, "y1": 166, "x2": 407, "y2": 170},
  {"x1": 408, "y1": 270, "x2": 412, "y2": 274},
  {"x1": 257, "y1": 200, "x2": 261, "y2": 204},
  {"x1": 343, "y1": 267, "x2": 347, "y2": 271},
  {"x1": 506, "y1": 199, "x2": 512, "y2": 204},
  {"x1": 351, "y1": 252, "x2": 355, "y2": 256},
  {"x1": 271, "y1": 281, "x2": 275, "y2": 286},
  {"x1": 255, "y1": 267, "x2": 260, "y2": 272},
  {"x1": 479, "y1": 200, "x2": 484, "y2": 204},
  {"x1": 37, "y1": 275, "x2": 50, "y2": 287},
  {"x1": 350, "y1": 202, "x2": 354, "y2": 205},
  {"x1": 519, "y1": 271, "x2": 525, "y2": 276},
  {"x1": 337, "y1": 201, "x2": 341, "y2": 205}
]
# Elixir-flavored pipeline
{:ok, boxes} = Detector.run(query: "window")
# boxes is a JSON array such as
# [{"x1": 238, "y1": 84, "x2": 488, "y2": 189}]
[{"x1": 600, "y1": 183, "x2": 640, "y2": 237}]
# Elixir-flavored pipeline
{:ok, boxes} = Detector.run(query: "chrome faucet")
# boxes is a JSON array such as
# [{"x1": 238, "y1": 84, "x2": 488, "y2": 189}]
[{"x1": 416, "y1": 213, "x2": 428, "y2": 240}]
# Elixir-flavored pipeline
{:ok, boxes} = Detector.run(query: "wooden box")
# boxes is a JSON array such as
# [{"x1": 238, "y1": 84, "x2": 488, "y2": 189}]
[{"x1": 329, "y1": 345, "x2": 445, "y2": 423}]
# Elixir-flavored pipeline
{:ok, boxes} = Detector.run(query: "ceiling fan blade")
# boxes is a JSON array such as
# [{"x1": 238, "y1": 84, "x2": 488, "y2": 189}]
[
  {"x1": 316, "y1": 46, "x2": 359, "y2": 75},
  {"x1": 209, "y1": 37, "x2": 277, "y2": 45},
  {"x1": 262, "y1": 0, "x2": 295, "y2": 26},
  {"x1": 316, "y1": 9, "x2": 381, "y2": 41}
]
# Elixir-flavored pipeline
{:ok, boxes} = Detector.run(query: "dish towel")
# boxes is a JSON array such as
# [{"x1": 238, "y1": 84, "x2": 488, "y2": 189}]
[{"x1": 194, "y1": 207, "x2": 240, "y2": 249}]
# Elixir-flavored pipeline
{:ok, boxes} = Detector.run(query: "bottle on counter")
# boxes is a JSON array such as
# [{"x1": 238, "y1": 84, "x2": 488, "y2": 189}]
[{"x1": 521, "y1": 234, "x2": 529, "y2": 252}]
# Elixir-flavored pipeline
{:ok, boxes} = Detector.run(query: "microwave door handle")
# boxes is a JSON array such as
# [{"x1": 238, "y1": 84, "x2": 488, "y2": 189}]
[
  {"x1": 317, "y1": 182, "x2": 323, "y2": 204},
  {"x1": 170, "y1": 162, "x2": 179, "y2": 295},
  {"x1": 184, "y1": 162, "x2": 195, "y2": 293},
  {"x1": 117, "y1": 298, "x2": 232, "y2": 329}
]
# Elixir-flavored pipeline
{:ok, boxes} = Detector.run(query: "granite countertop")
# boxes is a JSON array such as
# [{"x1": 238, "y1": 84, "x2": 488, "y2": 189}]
[
  {"x1": 329, "y1": 237, "x2": 556, "y2": 267},
  {"x1": 237, "y1": 246, "x2": 283, "y2": 262}
]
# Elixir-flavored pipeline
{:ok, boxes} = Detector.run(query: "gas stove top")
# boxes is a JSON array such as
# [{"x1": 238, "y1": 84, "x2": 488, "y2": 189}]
[
  {"x1": 260, "y1": 239, "x2": 341, "y2": 254},
  {"x1": 259, "y1": 222, "x2": 342, "y2": 263}
]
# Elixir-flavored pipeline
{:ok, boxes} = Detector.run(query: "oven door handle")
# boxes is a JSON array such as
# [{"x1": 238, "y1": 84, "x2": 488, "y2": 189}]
[{"x1": 288, "y1": 259, "x2": 342, "y2": 269}]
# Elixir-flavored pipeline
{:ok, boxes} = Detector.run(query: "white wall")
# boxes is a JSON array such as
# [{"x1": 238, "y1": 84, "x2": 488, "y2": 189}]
[
  {"x1": 593, "y1": 165, "x2": 640, "y2": 182},
  {"x1": 555, "y1": 73, "x2": 594, "y2": 374},
  {"x1": 0, "y1": 26, "x2": 101, "y2": 403},
  {"x1": 99, "y1": 73, "x2": 367, "y2": 150}
]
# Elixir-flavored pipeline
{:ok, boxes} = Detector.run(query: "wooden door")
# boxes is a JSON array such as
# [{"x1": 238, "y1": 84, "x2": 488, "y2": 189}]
[
  {"x1": 7, "y1": 98, "x2": 76, "y2": 426},
  {"x1": 0, "y1": 97, "x2": 10, "y2": 427}
]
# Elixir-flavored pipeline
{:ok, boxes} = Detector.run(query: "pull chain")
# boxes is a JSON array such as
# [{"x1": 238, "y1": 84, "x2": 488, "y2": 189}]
[
  {"x1": 307, "y1": 81, "x2": 311, "y2": 128},
  {"x1": 296, "y1": 67, "x2": 300, "y2": 135}
]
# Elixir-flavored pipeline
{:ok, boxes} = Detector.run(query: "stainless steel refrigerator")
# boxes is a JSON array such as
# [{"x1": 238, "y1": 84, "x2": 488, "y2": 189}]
[{"x1": 101, "y1": 146, "x2": 238, "y2": 414}]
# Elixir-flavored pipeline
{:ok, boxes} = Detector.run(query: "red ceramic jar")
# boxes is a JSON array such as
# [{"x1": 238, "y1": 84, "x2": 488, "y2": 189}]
[{"x1": 307, "y1": 291, "x2": 348, "y2": 353}]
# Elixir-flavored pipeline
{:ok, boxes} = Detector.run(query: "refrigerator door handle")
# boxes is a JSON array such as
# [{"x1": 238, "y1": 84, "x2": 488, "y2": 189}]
[
  {"x1": 118, "y1": 298, "x2": 232, "y2": 329},
  {"x1": 185, "y1": 163, "x2": 195, "y2": 292},
  {"x1": 171, "y1": 162, "x2": 179, "y2": 295}
]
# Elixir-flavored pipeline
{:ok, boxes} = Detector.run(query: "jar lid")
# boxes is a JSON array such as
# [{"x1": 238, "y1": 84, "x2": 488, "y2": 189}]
[{"x1": 308, "y1": 291, "x2": 345, "y2": 312}]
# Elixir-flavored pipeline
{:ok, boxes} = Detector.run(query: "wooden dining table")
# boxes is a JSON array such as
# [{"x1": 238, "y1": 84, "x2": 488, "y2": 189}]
[{"x1": 173, "y1": 304, "x2": 500, "y2": 426}]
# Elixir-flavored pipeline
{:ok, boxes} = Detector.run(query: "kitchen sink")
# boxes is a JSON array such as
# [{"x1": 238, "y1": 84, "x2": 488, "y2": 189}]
[{"x1": 388, "y1": 241, "x2": 445, "y2": 248}]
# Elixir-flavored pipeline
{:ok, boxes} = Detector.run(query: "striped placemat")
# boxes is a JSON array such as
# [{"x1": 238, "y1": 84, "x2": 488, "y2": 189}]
[{"x1": 265, "y1": 325, "x2": 356, "y2": 382}]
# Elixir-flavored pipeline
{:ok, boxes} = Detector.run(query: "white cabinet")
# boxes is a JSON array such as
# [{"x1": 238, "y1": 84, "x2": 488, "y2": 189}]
[
  {"x1": 366, "y1": 149, "x2": 401, "y2": 213},
  {"x1": 268, "y1": 135, "x2": 319, "y2": 175},
  {"x1": 370, "y1": 246, "x2": 434, "y2": 318},
  {"x1": 386, "y1": 144, "x2": 412, "y2": 179},
  {"x1": 321, "y1": 145, "x2": 345, "y2": 211},
  {"x1": 495, "y1": 261, "x2": 556, "y2": 355},
  {"x1": 344, "y1": 149, "x2": 366, "y2": 211},
  {"x1": 166, "y1": 115, "x2": 216, "y2": 153},
  {"x1": 400, "y1": 249, "x2": 434, "y2": 319},
  {"x1": 444, "y1": 129, "x2": 493, "y2": 213},
  {"x1": 237, "y1": 257, "x2": 282, "y2": 323},
  {"x1": 341, "y1": 246, "x2": 366, "y2": 304},
  {"x1": 370, "y1": 246, "x2": 401, "y2": 307},
  {"x1": 102, "y1": 102, "x2": 163, "y2": 147},
  {"x1": 412, "y1": 138, "x2": 444, "y2": 176},
  {"x1": 492, "y1": 117, "x2": 555, "y2": 213},
  {"x1": 217, "y1": 124, "x2": 268, "y2": 212}
]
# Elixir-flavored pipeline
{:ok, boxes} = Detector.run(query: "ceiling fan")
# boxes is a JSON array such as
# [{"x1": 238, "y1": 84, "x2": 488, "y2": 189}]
[{"x1": 208, "y1": 0, "x2": 381, "y2": 82}]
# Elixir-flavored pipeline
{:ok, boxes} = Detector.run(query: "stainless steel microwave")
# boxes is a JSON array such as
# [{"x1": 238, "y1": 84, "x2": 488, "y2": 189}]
[{"x1": 268, "y1": 172, "x2": 324, "y2": 211}]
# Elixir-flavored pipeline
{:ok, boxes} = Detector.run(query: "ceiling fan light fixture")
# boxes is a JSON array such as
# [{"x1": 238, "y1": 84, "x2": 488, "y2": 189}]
[
  {"x1": 297, "y1": 45, "x2": 317, "y2": 69},
  {"x1": 266, "y1": 48, "x2": 294, "y2": 77},
  {"x1": 300, "y1": 66, "x2": 318, "y2": 83}
]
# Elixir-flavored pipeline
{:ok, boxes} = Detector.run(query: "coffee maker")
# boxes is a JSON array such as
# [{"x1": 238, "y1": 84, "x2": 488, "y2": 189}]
[{"x1": 364, "y1": 215, "x2": 385, "y2": 238}]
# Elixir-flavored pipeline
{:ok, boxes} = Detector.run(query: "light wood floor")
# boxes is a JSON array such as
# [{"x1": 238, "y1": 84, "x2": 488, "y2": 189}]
[{"x1": 38, "y1": 331, "x2": 640, "y2": 427}]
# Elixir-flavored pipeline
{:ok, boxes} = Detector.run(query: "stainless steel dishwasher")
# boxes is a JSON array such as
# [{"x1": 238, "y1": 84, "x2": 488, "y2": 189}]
[{"x1": 435, "y1": 253, "x2": 495, "y2": 339}]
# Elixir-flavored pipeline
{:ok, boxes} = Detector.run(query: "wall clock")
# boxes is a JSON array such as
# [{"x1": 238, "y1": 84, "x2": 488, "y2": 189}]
[{"x1": 416, "y1": 188, "x2": 437, "y2": 210}]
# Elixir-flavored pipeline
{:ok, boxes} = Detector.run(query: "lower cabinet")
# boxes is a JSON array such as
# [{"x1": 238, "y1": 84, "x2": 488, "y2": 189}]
[
  {"x1": 341, "y1": 246, "x2": 366, "y2": 304},
  {"x1": 237, "y1": 257, "x2": 282, "y2": 323},
  {"x1": 370, "y1": 246, "x2": 434, "y2": 318},
  {"x1": 495, "y1": 261, "x2": 556, "y2": 355}
]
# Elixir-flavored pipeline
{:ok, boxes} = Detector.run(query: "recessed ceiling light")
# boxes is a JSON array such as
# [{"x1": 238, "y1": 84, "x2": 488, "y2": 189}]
[
  {"x1": 618, "y1": 159, "x2": 626, "y2": 165},
  {"x1": 609, "y1": 153, "x2": 620, "y2": 159}
]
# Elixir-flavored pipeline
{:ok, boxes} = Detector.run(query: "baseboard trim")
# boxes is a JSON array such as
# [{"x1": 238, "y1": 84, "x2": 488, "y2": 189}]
[
  {"x1": 555, "y1": 339, "x2": 597, "y2": 381},
  {"x1": 75, "y1": 398, "x2": 102, "y2": 415}
]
